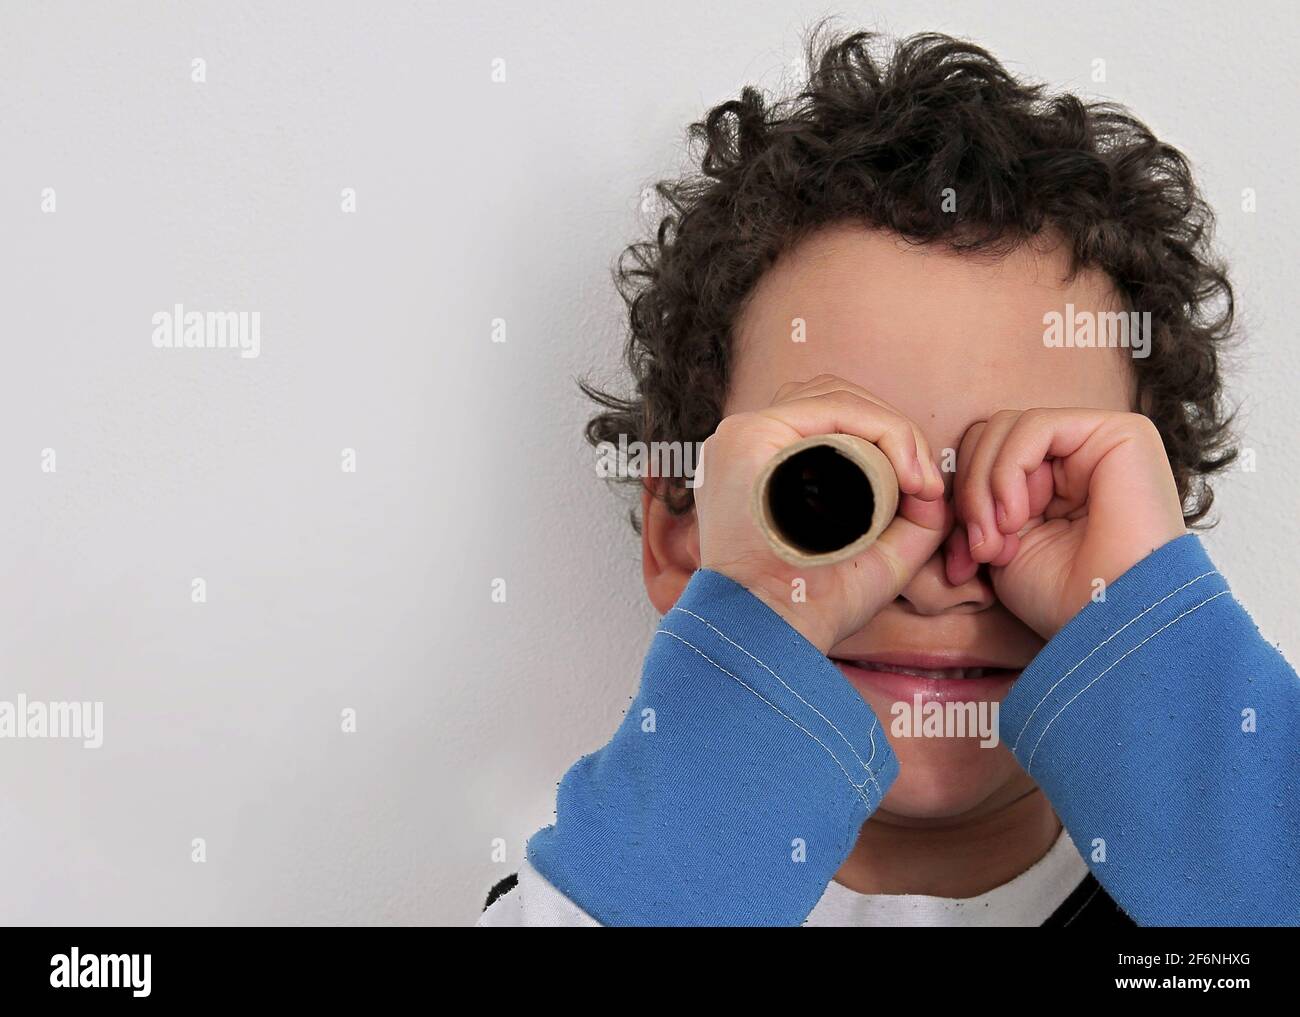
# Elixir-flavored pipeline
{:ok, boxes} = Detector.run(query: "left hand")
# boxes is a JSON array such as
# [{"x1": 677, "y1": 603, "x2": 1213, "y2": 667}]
[{"x1": 946, "y1": 408, "x2": 1187, "y2": 640}]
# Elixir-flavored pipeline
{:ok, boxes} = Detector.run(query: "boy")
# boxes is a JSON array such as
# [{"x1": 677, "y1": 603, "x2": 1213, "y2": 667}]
[{"x1": 479, "y1": 28, "x2": 1298, "y2": 926}]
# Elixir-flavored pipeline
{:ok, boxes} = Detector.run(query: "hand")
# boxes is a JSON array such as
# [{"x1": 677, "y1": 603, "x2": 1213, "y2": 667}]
[
  {"x1": 947, "y1": 408, "x2": 1187, "y2": 639},
  {"x1": 696, "y1": 374, "x2": 949, "y2": 654}
]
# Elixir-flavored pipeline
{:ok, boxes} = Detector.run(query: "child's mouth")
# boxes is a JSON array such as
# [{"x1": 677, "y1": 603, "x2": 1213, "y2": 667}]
[
  {"x1": 854, "y1": 661, "x2": 1004, "y2": 680},
  {"x1": 830, "y1": 656, "x2": 1022, "y2": 703}
]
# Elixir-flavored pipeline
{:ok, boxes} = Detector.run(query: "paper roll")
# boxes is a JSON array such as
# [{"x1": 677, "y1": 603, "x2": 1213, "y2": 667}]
[{"x1": 751, "y1": 434, "x2": 900, "y2": 567}]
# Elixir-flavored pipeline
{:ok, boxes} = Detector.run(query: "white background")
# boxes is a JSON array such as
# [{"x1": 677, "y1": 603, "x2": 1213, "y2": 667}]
[{"x1": 2, "y1": 0, "x2": 1296, "y2": 925}]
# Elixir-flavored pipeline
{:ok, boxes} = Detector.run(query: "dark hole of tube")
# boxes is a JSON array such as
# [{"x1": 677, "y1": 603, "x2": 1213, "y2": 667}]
[{"x1": 767, "y1": 445, "x2": 875, "y2": 555}]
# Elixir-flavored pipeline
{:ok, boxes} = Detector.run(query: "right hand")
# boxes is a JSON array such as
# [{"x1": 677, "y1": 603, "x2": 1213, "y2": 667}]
[{"x1": 695, "y1": 374, "x2": 950, "y2": 655}]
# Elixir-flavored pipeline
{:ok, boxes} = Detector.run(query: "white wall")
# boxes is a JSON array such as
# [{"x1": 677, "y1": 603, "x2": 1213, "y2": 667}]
[{"x1": 1, "y1": 0, "x2": 1295, "y2": 925}]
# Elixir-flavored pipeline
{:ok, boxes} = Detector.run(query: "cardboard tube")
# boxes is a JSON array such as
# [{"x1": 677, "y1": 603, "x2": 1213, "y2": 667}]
[{"x1": 751, "y1": 434, "x2": 900, "y2": 567}]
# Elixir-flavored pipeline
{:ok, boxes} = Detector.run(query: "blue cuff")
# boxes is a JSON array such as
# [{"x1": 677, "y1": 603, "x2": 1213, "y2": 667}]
[
  {"x1": 1000, "y1": 533, "x2": 1300, "y2": 925},
  {"x1": 526, "y1": 568, "x2": 897, "y2": 926}
]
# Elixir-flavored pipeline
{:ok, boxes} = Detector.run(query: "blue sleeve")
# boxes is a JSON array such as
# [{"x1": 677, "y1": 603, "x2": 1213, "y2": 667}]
[
  {"x1": 525, "y1": 569, "x2": 897, "y2": 926},
  {"x1": 1000, "y1": 533, "x2": 1300, "y2": 926}
]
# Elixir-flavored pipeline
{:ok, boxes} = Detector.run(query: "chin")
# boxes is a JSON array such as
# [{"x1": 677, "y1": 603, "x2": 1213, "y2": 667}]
[
  {"x1": 876, "y1": 734, "x2": 1026, "y2": 819},
  {"x1": 847, "y1": 675, "x2": 1029, "y2": 820},
  {"x1": 831, "y1": 656, "x2": 1032, "y2": 820}
]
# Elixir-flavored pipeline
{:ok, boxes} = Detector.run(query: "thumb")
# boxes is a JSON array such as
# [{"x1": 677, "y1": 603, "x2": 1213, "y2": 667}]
[{"x1": 851, "y1": 493, "x2": 953, "y2": 604}]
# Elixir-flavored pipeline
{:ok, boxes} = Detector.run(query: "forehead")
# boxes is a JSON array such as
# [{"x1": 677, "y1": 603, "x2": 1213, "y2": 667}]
[{"x1": 727, "y1": 225, "x2": 1135, "y2": 448}]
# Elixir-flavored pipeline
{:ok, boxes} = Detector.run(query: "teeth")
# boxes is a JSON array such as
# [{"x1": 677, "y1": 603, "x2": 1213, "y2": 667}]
[{"x1": 860, "y1": 662, "x2": 991, "y2": 680}]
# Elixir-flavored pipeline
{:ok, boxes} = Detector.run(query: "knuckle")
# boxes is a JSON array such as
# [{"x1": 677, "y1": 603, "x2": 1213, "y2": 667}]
[
  {"x1": 711, "y1": 413, "x2": 748, "y2": 443},
  {"x1": 955, "y1": 484, "x2": 984, "y2": 519},
  {"x1": 1130, "y1": 413, "x2": 1163, "y2": 444},
  {"x1": 990, "y1": 462, "x2": 1019, "y2": 493},
  {"x1": 887, "y1": 416, "x2": 915, "y2": 441},
  {"x1": 873, "y1": 543, "x2": 909, "y2": 592},
  {"x1": 959, "y1": 419, "x2": 985, "y2": 448}
]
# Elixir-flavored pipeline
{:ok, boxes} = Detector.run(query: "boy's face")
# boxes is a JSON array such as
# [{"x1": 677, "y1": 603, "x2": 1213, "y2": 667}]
[{"x1": 723, "y1": 224, "x2": 1136, "y2": 820}]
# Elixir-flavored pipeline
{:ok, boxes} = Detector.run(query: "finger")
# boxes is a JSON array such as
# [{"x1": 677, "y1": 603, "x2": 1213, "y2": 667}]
[
  {"x1": 989, "y1": 444, "x2": 1036, "y2": 537},
  {"x1": 861, "y1": 495, "x2": 954, "y2": 600},
  {"x1": 955, "y1": 414, "x2": 1017, "y2": 563},
  {"x1": 988, "y1": 408, "x2": 1123, "y2": 520},
  {"x1": 1015, "y1": 514, "x2": 1047, "y2": 539},
  {"x1": 774, "y1": 378, "x2": 944, "y2": 500},
  {"x1": 906, "y1": 423, "x2": 945, "y2": 501},
  {"x1": 775, "y1": 373, "x2": 904, "y2": 413},
  {"x1": 771, "y1": 374, "x2": 884, "y2": 408},
  {"x1": 1025, "y1": 461, "x2": 1055, "y2": 519},
  {"x1": 944, "y1": 525, "x2": 979, "y2": 586},
  {"x1": 762, "y1": 390, "x2": 934, "y2": 499},
  {"x1": 771, "y1": 376, "x2": 829, "y2": 403},
  {"x1": 897, "y1": 489, "x2": 950, "y2": 532},
  {"x1": 951, "y1": 422, "x2": 984, "y2": 567},
  {"x1": 988, "y1": 530, "x2": 1020, "y2": 568}
]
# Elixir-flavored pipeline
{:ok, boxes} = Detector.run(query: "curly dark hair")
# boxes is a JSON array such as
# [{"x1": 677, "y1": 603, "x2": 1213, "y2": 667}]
[{"x1": 580, "y1": 25, "x2": 1237, "y2": 532}]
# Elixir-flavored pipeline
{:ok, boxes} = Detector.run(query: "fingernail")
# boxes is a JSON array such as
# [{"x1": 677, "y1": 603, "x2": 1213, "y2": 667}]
[
  {"x1": 968, "y1": 522, "x2": 985, "y2": 548},
  {"x1": 995, "y1": 501, "x2": 1007, "y2": 527}
]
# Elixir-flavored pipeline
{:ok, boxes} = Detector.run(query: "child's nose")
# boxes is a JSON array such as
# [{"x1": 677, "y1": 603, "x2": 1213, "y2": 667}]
[{"x1": 895, "y1": 548, "x2": 996, "y2": 616}]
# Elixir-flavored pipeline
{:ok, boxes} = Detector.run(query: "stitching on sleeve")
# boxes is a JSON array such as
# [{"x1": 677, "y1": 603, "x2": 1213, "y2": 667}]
[
  {"x1": 655, "y1": 628, "x2": 881, "y2": 804},
  {"x1": 671, "y1": 605, "x2": 880, "y2": 775},
  {"x1": 1062, "y1": 883, "x2": 1102, "y2": 927},
  {"x1": 1024, "y1": 590, "x2": 1230, "y2": 774},
  {"x1": 1011, "y1": 569, "x2": 1219, "y2": 753}
]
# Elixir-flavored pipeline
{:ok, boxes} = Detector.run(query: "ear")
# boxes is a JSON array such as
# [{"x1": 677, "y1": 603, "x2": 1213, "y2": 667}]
[{"x1": 641, "y1": 479, "x2": 701, "y2": 614}]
